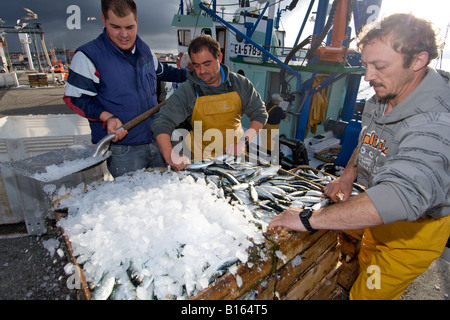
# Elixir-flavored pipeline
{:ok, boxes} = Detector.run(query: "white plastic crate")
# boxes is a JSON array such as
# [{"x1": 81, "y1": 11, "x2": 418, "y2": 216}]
[
  {"x1": 0, "y1": 115, "x2": 109, "y2": 234},
  {"x1": 0, "y1": 115, "x2": 92, "y2": 162}
]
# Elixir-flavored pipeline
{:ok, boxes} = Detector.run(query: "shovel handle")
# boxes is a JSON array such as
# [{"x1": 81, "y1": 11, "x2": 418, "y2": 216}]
[{"x1": 121, "y1": 100, "x2": 167, "y2": 131}]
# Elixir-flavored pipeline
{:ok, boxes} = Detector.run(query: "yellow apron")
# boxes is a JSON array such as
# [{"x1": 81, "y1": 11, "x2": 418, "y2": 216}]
[
  {"x1": 189, "y1": 91, "x2": 243, "y2": 161},
  {"x1": 262, "y1": 104, "x2": 279, "y2": 152},
  {"x1": 349, "y1": 215, "x2": 450, "y2": 300}
]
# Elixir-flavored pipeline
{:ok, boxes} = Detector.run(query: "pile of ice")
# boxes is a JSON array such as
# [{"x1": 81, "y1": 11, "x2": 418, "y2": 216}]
[
  {"x1": 32, "y1": 157, "x2": 102, "y2": 182},
  {"x1": 55, "y1": 169, "x2": 265, "y2": 299}
]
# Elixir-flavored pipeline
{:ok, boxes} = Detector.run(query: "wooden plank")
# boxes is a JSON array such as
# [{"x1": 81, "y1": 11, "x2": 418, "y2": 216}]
[
  {"x1": 54, "y1": 210, "x2": 91, "y2": 300},
  {"x1": 238, "y1": 274, "x2": 277, "y2": 300},
  {"x1": 192, "y1": 230, "x2": 338, "y2": 300},
  {"x1": 304, "y1": 261, "x2": 341, "y2": 300},
  {"x1": 237, "y1": 231, "x2": 339, "y2": 300},
  {"x1": 273, "y1": 229, "x2": 331, "y2": 270},
  {"x1": 282, "y1": 242, "x2": 340, "y2": 300},
  {"x1": 190, "y1": 241, "x2": 274, "y2": 300},
  {"x1": 274, "y1": 231, "x2": 338, "y2": 297},
  {"x1": 337, "y1": 257, "x2": 360, "y2": 291}
]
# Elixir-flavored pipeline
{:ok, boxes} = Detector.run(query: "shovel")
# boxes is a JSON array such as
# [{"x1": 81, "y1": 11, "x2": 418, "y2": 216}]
[
  {"x1": 93, "y1": 99, "x2": 166, "y2": 158},
  {"x1": 5, "y1": 100, "x2": 167, "y2": 182}
]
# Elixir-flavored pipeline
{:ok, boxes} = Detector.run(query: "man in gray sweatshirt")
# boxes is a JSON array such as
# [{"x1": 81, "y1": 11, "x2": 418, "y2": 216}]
[{"x1": 269, "y1": 13, "x2": 450, "y2": 299}]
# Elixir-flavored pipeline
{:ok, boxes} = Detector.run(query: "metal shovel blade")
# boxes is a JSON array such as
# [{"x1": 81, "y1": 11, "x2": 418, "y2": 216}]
[
  {"x1": 93, "y1": 134, "x2": 116, "y2": 158},
  {"x1": 5, "y1": 144, "x2": 111, "y2": 182}
]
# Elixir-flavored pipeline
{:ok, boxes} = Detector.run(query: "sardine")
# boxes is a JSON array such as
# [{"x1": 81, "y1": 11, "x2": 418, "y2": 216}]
[
  {"x1": 111, "y1": 278, "x2": 138, "y2": 300},
  {"x1": 305, "y1": 190, "x2": 324, "y2": 197},
  {"x1": 258, "y1": 185, "x2": 287, "y2": 199},
  {"x1": 185, "y1": 160, "x2": 214, "y2": 170},
  {"x1": 254, "y1": 186, "x2": 277, "y2": 202},
  {"x1": 92, "y1": 274, "x2": 116, "y2": 300},
  {"x1": 231, "y1": 183, "x2": 250, "y2": 191},
  {"x1": 248, "y1": 183, "x2": 259, "y2": 203},
  {"x1": 206, "y1": 168, "x2": 240, "y2": 185},
  {"x1": 293, "y1": 195, "x2": 323, "y2": 204}
]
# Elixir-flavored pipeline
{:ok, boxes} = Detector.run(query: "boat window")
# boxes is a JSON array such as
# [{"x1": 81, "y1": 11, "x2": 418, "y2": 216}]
[
  {"x1": 201, "y1": 28, "x2": 212, "y2": 37},
  {"x1": 178, "y1": 30, "x2": 191, "y2": 46}
]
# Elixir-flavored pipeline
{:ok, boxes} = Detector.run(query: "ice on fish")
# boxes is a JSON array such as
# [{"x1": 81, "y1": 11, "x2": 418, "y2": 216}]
[
  {"x1": 56, "y1": 169, "x2": 264, "y2": 300},
  {"x1": 55, "y1": 164, "x2": 345, "y2": 300}
]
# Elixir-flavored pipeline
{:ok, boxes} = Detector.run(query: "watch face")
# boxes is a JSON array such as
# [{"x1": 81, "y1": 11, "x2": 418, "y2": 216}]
[{"x1": 300, "y1": 209, "x2": 311, "y2": 218}]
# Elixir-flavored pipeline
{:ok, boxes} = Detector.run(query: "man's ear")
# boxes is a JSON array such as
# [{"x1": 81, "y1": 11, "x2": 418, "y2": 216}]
[
  {"x1": 412, "y1": 51, "x2": 429, "y2": 71},
  {"x1": 101, "y1": 13, "x2": 106, "y2": 27}
]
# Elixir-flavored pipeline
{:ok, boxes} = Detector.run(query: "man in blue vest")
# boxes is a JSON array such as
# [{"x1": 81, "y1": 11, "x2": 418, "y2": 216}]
[{"x1": 64, "y1": 0, "x2": 187, "y2": 178}]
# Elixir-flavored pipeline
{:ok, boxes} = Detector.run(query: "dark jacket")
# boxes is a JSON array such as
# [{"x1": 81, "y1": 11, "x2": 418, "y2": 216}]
[{"x1": 64, "y1": 29, "x2": 187, "y2": 145}]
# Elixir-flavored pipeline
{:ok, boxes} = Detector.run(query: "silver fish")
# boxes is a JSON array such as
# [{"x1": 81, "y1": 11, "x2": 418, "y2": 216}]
[
  {"x1": 185, "y1": 160, "x2": 214, "y2": 170},
  {"x1": 92, "y1": 274, "x2": 115, "y2": 300}
]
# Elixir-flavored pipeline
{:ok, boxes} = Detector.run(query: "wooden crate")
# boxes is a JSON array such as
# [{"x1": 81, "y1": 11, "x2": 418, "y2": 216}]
[
  {"x1": 55, "y1": 210, "x2": 92, "y2": 300},
  {"x1": 55, "y1": 165, "x2": 356, "y2": 300},
  {"x1": 337, "y1": 231, "x2": 361, "y2": 291},
  {"x1": 190, "y1": 230, "x2": 340, "y2": 300},
  {"x1": 28, "y1": 73, "x2": 48, "y2": 87}
]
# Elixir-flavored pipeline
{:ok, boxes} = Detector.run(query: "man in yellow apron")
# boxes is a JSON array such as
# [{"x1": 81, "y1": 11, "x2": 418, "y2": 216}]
[
  {"x1": 152, "y1": 35, "x2": 267, "y2": 169},
  {"x1": 262, "y1": 93, "x2": 286, "y2": 154}
]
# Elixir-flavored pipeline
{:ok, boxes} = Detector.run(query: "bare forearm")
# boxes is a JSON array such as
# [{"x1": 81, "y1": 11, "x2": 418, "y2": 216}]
[
  {"x1": 310, "y1": 193, "x2": 383, "y2": 230},
  {"x1": 156, "y1": 133, "x2": 190, "y2": 170},
  {"x1": 340, "y1": 148, "x2": 359, "y2": 182},
  {"x1": 226, "y1": 121, "x2": 264, "y2": 156},
  {"x1": 155, "y1": 133, "x2": 173, "y2": 161},
  {"x1": 268, "y1": 193, "x2": 383, "y2": 232},
  {"x1": 244, "y1": 121, "x2": 264, "y2": 141}
]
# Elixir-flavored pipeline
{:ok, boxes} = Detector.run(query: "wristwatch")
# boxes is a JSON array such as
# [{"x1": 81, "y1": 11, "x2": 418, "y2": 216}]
[{"x1": 299, "y1": 208, "x2": 318, "y2": 234}]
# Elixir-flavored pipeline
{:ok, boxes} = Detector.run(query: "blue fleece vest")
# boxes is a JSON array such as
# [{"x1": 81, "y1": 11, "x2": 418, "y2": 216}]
[{"x1": 78, "y1": 29, "x2": 158, "y2": 145}]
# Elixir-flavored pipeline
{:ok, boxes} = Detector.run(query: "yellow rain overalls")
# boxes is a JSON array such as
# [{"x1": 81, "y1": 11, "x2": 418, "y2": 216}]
[
  {"x1": 348, "y1": 215, "x2": 450, "y2": 300},
  {"x1": 262, "y1": 103, "x2": 280, "y2": 152},
  {"x1": 188, "y1": 83, "x2": 244, "y2": 161}
]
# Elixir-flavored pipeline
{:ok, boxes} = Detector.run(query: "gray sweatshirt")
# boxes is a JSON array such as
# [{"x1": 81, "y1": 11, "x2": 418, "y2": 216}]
[
  {"x1": 357, "y1": 69, "x2": 450, "y2": 224},
  {"x1": 151, "y1": 64, "x2": 267, "y2": 136}
]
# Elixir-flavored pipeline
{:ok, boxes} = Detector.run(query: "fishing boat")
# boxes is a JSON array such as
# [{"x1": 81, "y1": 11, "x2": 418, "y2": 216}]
[{"x1": 171, "y1": 0, "x2": 383, "y2": 167}]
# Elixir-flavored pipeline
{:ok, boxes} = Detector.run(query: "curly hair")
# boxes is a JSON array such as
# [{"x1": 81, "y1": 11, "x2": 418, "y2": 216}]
[
  {"x1": 188, "y1": 35, "x2": 221, "y2": 60},
  {"x1": 101, "y1": 0, "x2": 137, "y2": 19},
  {"x1": 357, "y1": 13, "x2": 439, "y2": 68}
]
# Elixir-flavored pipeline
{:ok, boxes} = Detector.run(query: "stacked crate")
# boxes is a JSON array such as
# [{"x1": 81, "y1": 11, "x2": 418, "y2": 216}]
[
  {"x1": 190, "y1": 229, "x2": 341, "y2": 300},
  {"x1": 28, "y1": 73, "x2": 48, "y2": 87}
]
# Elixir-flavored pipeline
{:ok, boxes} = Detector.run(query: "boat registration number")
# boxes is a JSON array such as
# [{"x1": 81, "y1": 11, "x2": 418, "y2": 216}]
[{"x1": 231, "y1": 43, "x2": 262, "y2": 57}]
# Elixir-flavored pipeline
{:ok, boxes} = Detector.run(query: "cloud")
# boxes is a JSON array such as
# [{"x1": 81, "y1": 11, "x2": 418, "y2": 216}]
[{"x1": 1, "y1": 0, "x2": 180, "y2": 53}]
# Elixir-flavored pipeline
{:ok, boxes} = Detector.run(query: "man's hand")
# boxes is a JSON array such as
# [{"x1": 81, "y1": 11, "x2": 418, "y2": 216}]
[
  {"x1": 268, "y1": 207, "x2": 307, "y2": 232},
  {"x1": 323, "y1": 176, "x2": 354, "y2": 203},
  {"x1": 106, "y1": 117, "x2": 128, "y2": 142},
  {"x1": 166, "y1": 152, "x2": 191, "y2": 171},
  {"x1": 225, "y1": 140, "x2": 246, "y2": 157}
]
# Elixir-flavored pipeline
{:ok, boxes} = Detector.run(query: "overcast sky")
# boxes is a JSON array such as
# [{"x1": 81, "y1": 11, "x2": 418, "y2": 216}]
[
  {"x1": 0, "y1": 0, "x2": 181, "y2": 53},
  {"x1": 1, "y1": 0, "x2": 449, "y2": 60}
]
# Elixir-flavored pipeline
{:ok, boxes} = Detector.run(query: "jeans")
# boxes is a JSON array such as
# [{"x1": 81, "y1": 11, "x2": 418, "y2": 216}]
[{"x1": 107, "y1": 142, "x2": 166, "y2": 178}]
